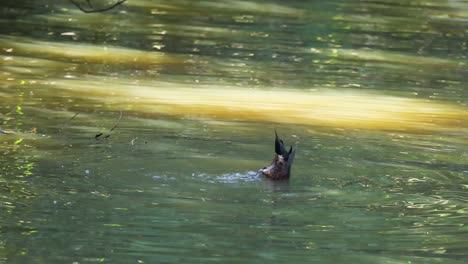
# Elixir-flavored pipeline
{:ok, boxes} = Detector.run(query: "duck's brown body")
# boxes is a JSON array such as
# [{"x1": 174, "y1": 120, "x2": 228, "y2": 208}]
[{"x1": 259, "y1": 132, "x2": 297, "y2": 180}]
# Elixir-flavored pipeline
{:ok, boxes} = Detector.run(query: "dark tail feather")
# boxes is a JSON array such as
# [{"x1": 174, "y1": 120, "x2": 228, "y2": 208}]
[
  {"x1": 275, "y1": 131, "x2": 286, "y2": 155},
  {"x1": 287, "y1": 145, "x2": 297, "y2": 173}
]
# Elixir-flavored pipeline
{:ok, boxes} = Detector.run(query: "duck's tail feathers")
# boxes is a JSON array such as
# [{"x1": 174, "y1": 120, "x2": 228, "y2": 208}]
[
  {"x1": 287, "y1": 145, "x2": 297, "y2": 173},
  {"x1": 274, "y1": 130, "x2": 286, "y2": 156}
]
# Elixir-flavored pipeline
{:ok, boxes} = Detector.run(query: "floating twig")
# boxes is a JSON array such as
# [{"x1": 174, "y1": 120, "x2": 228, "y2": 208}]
[
  {"x1": 95, "y1": 111, "x2": 123, "y2": 140},
  {"x1": 59, "y1": 112, "x2": 79, "y2": 133},
  {"x1": 109, "y1": 111, "x2": 123, "y2": 132}
]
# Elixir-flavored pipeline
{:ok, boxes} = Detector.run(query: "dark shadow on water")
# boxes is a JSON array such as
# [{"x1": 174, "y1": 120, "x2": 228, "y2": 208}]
[{"x1": 260, "y1": 178, "x2": 291, "y2": 193}]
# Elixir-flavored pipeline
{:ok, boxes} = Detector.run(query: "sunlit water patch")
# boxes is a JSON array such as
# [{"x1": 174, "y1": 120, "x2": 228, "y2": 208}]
[{"x1": 1, "y1": 0, "x2": 468, "y2": 263}]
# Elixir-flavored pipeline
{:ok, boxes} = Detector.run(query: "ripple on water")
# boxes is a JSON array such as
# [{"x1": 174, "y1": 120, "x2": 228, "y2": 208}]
[
  {"x1": 201, "y1": 171, "x2": 261, "y2": 184},
  {"x1": 150, "y1": 171, "x2": 261, "y2": 188}
]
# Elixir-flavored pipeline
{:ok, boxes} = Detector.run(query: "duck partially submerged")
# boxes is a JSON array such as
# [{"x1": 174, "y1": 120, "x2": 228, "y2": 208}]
[{"x1": 259, "y1": 131, "x2": 297, "y2": 180}]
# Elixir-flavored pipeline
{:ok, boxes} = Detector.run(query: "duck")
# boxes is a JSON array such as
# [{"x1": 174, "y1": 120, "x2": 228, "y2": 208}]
[{"x1": 259, "y1": 131, "x2": 297, "y2": 180}]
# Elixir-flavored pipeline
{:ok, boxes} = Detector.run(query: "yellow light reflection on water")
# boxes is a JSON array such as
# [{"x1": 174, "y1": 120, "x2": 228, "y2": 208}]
[
  {"x1": 1, "y1": 36, "x2": 466, "y2": 133},
  {"x1": 0, "y1": 37, "x2": 183, "y2": 66},
  {"x1": 51, "y1": 79, "x2": 467, "y2": 133}
]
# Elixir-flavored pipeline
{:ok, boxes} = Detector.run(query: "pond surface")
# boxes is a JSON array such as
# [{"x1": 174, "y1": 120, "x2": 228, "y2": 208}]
[{"x1": 1, "y1": 0, "x2": 467, "y2": 263}]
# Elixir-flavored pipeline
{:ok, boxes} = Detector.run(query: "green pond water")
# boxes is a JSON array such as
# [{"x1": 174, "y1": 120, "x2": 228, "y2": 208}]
[{"x1": 1, "y1": 0, "x2": 468, "y2": 263}]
